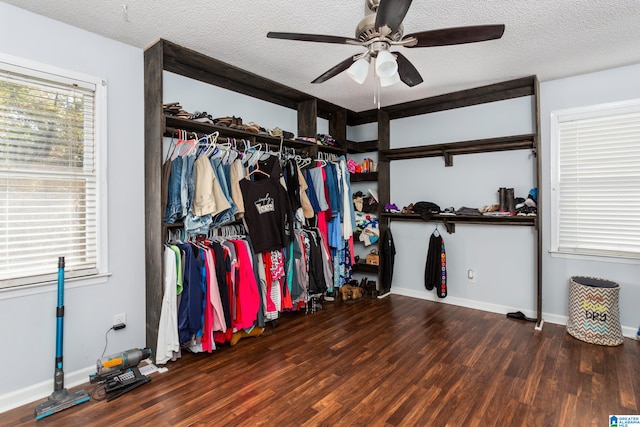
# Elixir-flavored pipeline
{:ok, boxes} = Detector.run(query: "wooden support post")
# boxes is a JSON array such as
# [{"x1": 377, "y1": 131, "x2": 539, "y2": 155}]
[
  {"x1": 329, "y1": 109, "x2": 347, "y2": 152},
  {"x1": 377, "y1": 110, "x2": 391, "y2": 296},
  {"x1": 143, "y1": 41, "x2": 164, "y2": 361},
  {"x1": 297, "y1": 98, "x2": 317, "y2": 138}
]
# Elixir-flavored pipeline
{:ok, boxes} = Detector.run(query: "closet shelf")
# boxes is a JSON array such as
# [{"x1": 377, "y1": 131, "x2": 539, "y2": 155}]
[
  {"x1": 352, "y1": 263, "x2": 379, "y2": 274},
  {"x1": 379, "y1": 133, "x2": 535, "y2": 167},
  {"x1": 350, "y1": 172, "x2": 378, "y2": 182},
  {"x1": 382, "y1": 212, "x2": 536, "y2": 233},
  {"x1": 164, "y1": 222, "x2": 184, "y2": 228},
  {"x1": 347, "y1": 140, "x2": 378, "y2": 153},
  {"x1": 165, "y1": 116, "x2": 345, "y2": 154},
  {"x1": 317, "y1": 144, "x2": 346, "y2": 155},
  {"x1": 166, "y1": 116, "x2": 306, "y2": 148}
]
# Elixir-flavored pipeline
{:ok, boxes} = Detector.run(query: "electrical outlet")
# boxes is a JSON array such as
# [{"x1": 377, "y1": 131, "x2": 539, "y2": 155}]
[
  {"x1": 467, "y1": 269, "x2": 476, "y2": 283},
  {"x1": 113, "y1": 313, "x2": 126, "y2": 327}
]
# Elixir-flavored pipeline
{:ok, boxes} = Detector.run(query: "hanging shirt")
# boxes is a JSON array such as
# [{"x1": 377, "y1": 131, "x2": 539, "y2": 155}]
[
  {"x1": 308, "y1": 167, "x2": 329, "y2": 211},
  {"x1": 239, "y1": 156, "x2": 292, "y2": 253},
  {"x1": 325, "y1": 162, "x2": 340, "y2": 217},
  {"x1": 229, "y1": 159, "x2": 246, "y2": 217},
  {"x1": 176, "y1": 243, "x2": 204, "y2": 344},
  {"x1": 283, "y1": 158, "x2": 302, "y2": 213},
  {"x1": 424, "y1": 231, "x2": 446, "y2": 298},
  {"x1": 232, "y1": 240, "x2": 261, "y2": 329},
  {"x1": 380, "y1": 228, "x2": 396, "y2": 295},
  {"x1": 296, "y1": 164, "x2": 315, "y2": 219},
  {"x1": 156, "y1": 246, "x2": 180, "y2": 365},
  {"x1": 338, "y1": 158, "x2": 355, "y2": 238}
]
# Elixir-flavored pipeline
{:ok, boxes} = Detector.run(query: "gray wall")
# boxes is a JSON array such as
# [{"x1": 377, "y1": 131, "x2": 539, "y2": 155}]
[
  {"x1": 368, "y1": 66, "x2": 640, "y2": 337},
  {"x1": 539, "y1": 64, "x2": 640, "y2": 333},
  {"x1": 382, "y1": 97, "x2": 538, "y2": 317},
  {"x1": 0, "y1": 3, "x2": 145, "y2": 411}
]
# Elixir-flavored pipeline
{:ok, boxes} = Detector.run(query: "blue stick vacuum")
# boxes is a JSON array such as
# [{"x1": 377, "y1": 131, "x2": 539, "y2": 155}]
[{"x1": 35, "y1": 257, "x2": 90, "y2": 420}]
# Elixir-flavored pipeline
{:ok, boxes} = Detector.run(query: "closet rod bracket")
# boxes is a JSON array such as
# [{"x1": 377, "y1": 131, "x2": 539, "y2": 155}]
[
  {"x1": 442, "y1": 149, "x2": 453, "y2": 167},
  {"x1": 443, "y1": 220, "x2": 455, "y2": 234}
]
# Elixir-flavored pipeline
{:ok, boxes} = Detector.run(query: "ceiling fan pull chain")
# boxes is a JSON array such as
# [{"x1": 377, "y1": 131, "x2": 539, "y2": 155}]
[
  {"x1": 374, "y1": 84, "x2": 378, "y2": 108},
  {"x1": 375, "y1": 74, "x2": 381, "y2": 109}
]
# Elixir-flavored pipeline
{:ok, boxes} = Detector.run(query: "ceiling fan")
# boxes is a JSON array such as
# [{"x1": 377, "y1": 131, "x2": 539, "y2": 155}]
[{"x1": 267, "y1": 0, "x2": 505, "y2": 88}]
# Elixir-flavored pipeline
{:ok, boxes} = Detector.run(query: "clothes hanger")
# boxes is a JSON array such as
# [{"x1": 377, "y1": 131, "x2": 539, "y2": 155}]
[
  {"x1": 171, "y1": 130, "x2": 196, "y2": 160},
  {"x1": 210, "y1": 137, "x2": 230, "y2": 160},
  {"x1": 278, "y1": 135, "x2": 284, "y2": 161},
  {"x1": 314, "y1": 151, "x2": 328, "y2": 167},
  {"x1": 194, "y1": 132, "x2": 209, "y2": 158},
  {"x1": 165, "y1": 132, "x2": 177, "y2": 162},
  {"x1": 298, "y1": 157, "x2": 312, "y2": 169},
  {"x1": 203, "y1": 131, "x2": 219, "y2": 157},
  {"x1": 185, "y1": 132, "x2": 201, "y2": 157},
  {"x1": 223, "y1": 138, "x2": 239, "y2": 164},
  {"x1": 246, "y1": 160, "x2": 270, "y2": 178},
  {"x1": 245, "y1": 143, "x2": 263, "y2": 167}
]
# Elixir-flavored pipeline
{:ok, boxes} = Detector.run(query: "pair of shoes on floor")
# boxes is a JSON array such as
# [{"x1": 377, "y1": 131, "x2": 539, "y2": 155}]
[{"x1": 340, "y1": 284, "x2": 363, "y2": 301}]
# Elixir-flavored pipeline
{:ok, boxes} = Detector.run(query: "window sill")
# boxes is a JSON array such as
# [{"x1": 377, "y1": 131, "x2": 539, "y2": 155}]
[
  {"x1": 0, "y1": 273, "x2": 112, "y2": 301},
  {"x1": 549, "y1": 250, "x2": 640, "y2": 265}
]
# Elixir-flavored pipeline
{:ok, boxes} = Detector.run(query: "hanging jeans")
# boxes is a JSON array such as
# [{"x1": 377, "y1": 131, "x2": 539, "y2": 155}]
[
  {"x1": 164, "y1": 156, "x2": 183, "y2": 223},
  {"x1": 182, "y1": 154, "x2": 196, "y2": 217},
  {"x1": 210, "y1": 158, "x2": 236, "y2": 227}
]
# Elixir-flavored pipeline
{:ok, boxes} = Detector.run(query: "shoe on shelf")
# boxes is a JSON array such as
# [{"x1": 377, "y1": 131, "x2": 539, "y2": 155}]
[
  {"x1": 401, "y1": 203, "x2": 414, "y2": 214},
  {"x1": 384, "y1": 203, "x2": 400, "y2": 213}
]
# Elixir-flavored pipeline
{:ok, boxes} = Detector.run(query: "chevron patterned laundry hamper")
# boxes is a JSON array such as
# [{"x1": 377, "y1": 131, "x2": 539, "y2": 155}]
[{"x1": 566, "y1": 276, "x2": 623, "y2": 346}]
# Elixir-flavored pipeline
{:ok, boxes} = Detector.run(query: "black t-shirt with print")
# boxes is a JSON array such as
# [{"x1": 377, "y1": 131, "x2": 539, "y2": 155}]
[{"x1": 239, "y1": 156, "x2": 292, "y2": 253}]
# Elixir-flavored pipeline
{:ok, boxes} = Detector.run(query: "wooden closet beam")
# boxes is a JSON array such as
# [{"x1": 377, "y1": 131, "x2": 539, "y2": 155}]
[
  {"x1": 160, "y1": 39, "x2": 351, "y2": 121},
  {"x1": 144, "y1": 41, "x2": 165, "y2": 361},
  {"x1": 348, "y1": 76, "x2": 536, "y2": 125}
]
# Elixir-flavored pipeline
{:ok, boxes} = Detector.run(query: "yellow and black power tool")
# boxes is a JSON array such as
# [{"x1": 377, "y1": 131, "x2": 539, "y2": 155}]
[
  {"x1": 90, "y1": 348, "x2": 152, "y2": 401},
  {"x1": 95, "y1": 348, "x2": 152, "y2": 376}
]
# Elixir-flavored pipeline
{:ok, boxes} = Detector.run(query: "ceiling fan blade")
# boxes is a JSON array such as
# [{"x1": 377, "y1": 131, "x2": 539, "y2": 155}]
[
  {"x1": 375, "y1": 0, "x2": 413, "y2": 35},
  {"x1": 267, "y1": 32, "x2": 361, "y2": 46},
  {"x1": 405, "y1": 24, "x2": 505, "y2": 48},
  {"x1": 394, "y1": 52, "x2": 423, "y2": 87},
  {"x1": 311, "y1": 56, "x2": 356, "y2": 84}
]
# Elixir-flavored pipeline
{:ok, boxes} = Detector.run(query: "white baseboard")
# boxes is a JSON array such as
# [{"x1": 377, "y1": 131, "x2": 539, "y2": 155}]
[
  {"x1": 0, "y1": 365, "x2": 93, "y2": 414},
  {"x1": 390, "y1": 286, "x2": 639, "y2": 339}
]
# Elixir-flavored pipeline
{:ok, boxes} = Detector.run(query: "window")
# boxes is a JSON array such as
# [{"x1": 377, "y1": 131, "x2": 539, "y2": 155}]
[
  {"x1": 0, "y1": 55, "x2": 107, "y2": 289},
  {"x1": 550, "y1": 99, "x2": 640, "y2": 259}
]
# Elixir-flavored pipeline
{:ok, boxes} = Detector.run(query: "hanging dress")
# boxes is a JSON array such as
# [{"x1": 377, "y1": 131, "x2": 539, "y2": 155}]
[{"x1": 424, "y1": 230, "x2": 447, "y2": 298}]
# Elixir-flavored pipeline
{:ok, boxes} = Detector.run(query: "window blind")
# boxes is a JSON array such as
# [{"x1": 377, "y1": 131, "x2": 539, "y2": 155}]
[
  {"x1": 556, "y1": 108, "x2": 640, "y2": 258},
  {"x1": 0, "y1": 68, "x2": 98, "y2": 287}
]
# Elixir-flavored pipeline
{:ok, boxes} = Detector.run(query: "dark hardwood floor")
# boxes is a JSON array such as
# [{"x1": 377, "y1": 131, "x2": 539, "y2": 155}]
[{"x1": 5, "y1": 295, "x2": 639, "y2": 426}]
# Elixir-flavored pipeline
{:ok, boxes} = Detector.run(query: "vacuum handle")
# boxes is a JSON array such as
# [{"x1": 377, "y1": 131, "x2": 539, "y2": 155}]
[{"x1": 55, "y1": 257, "x2": 65, "y2": 392}]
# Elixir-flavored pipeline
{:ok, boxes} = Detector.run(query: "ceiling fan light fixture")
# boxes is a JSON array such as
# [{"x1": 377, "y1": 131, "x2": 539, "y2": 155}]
[
  {"x1": 346, "y1": 57, "x2": 370, "y2": 84},
  {"x1": 267, "y1": 0, "x2": 505, "y2": 89},
  {"x1": 379, "y1": 70, "x2": 401, "y2": 87},
  {"x1": 375, "y1": 49, "x2": 397, "y2": 78}
]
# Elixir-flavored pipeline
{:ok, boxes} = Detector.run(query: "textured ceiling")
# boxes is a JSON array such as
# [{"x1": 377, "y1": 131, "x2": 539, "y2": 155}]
[{"x1": 5, "y1": 0, "x2": 640, "y2": 112}]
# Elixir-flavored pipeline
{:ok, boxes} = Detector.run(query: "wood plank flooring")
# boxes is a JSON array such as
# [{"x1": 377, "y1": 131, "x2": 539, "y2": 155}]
[{"x1": 5, "y1": 295, "x2": 640, "y2": 426}]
